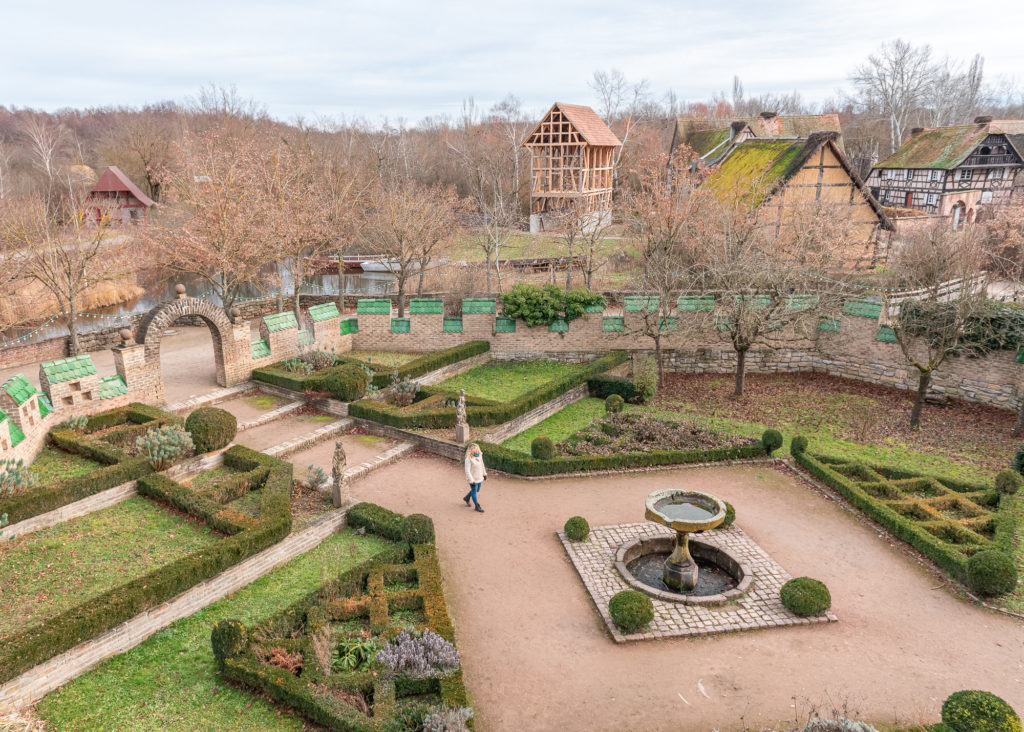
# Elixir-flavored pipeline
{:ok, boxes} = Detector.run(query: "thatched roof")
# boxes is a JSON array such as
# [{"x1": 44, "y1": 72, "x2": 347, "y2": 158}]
[{"x1": 874, "y1": 120, "x2": 1024, "y2": 169}]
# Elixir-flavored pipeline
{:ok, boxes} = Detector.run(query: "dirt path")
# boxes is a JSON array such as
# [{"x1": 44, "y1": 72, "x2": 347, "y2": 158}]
[
  {"x1": 232, "y1": 414, "x2": 336, "y2": 452},
  {"x1": 288, "y1": 433, "x2": 397, "y2": 472},
  {"x1": 349, "y1": 456, "x2": 1024, "y2": 732}
]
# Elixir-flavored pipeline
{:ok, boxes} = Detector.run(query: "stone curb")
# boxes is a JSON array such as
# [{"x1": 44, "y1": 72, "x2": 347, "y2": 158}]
[{"x1": 236, "y1": 400, "x2": 305, "y2": 432}]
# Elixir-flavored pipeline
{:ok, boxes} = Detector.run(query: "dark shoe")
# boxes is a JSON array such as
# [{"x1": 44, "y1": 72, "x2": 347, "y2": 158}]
[
  {"x1": 475, "y1": 506, "x2": 485, "y2": 513},
  {"x1": 463, "y1": 495, "x2": 471, "y2": 507}
]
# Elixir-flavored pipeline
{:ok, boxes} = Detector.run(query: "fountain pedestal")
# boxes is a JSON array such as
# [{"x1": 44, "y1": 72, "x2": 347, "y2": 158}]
[{"x1": 644, "y1": 489, "x2": 726, "y2": 593}]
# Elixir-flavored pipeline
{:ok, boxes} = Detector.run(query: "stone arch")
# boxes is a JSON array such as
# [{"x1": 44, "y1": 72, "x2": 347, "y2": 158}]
[{"x1": 135, "y1": 296, "x2": 234, "y2": 390}]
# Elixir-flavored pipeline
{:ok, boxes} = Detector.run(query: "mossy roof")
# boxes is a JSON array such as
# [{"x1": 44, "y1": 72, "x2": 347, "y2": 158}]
[
  {"x1": 687, "y1": 128, "x2": 732, "y2": 158},
  {"x1": 41, "y1": 354, "x2": 97, "y2": 384},
  {"x1": 2, "y1": 374, "x2": 36, "y2": 406},
  {"x1": 705, "y1": 138, "x2": 811, "y2": 204},
  {"x1": 874, "y1": 121, "x2": 1024, "y2": 169}
]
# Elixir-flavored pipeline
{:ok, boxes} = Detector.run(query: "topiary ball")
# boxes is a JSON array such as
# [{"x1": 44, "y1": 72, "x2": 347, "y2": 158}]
[
  {"x1": 790, "y1": 435, "x2": 809, "y2": 457},
  {"x1": 780, "y1": 577, "x2": 831, "y2": 616},
  {"x1": 324, "y1": 363, "x2": 370, "y2": 402},
  {"x1": 942, "y1": 689, "x2": 1022, "y2": 732},
  {"x1": 995, "y1": 469, "x2": 1021, "y2": 495},
  {"x1": 966, "y1": 550, "x2": 1019, "y2": 597},
  {"x1": 211, "y1": 619, "x2": 248, "y2": 670},
  {"x1": 185, "y1": 407, "x2": 237, "y2": 454},
  {"x1": 719, "y1": 501, "x2": 736, "y2": 529},
  {"x1": 608, "y1": 590, "x2": 654, "y2": 633},
  {"x1": 605, "y1": 394, "x2": 624, "y2": 414},
  {"x1": 400, "y1": 513, "x2": 435, "y2": 545},
  {"x1": 531, "y1": 436, "x2": 555, "y2": 460},
  {"x1": 762, "y1": 429, "x2": 784, "y2": 455},
  {"x1": 564, "y1": 516, "x2": 589, "y2": 542}
]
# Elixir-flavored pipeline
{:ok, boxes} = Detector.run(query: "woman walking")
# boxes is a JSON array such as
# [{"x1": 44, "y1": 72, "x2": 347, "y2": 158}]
[{"x1": 463, "y1": 442, "x2": 487, "y2": 513}]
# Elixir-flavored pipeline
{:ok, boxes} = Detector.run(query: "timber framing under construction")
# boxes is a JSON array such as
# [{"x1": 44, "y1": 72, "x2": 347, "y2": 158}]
[{"x1": 523, "y1": 102, "x2": 621, "y2": 233}]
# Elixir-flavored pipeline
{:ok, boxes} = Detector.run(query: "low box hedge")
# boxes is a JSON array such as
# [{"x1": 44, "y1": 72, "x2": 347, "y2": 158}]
[
  {"x1": 480, "y1": 439, "x2": 767, "y2": 476},
  {"x1": 0, "y1": 445, "x2": 292, "y2": 685},
  {"x1": 794, "y1": 450, "x2": 1013, "y2": 585},
  {"x1": 349, "y1": 351, "x2": 630, "y2": 430},
  {"x1": 217, "y1": 503, "x2": 468, "y2": 730},
  {"x1": 2, "y1": 403, "x2": 180, "y2": 526}
]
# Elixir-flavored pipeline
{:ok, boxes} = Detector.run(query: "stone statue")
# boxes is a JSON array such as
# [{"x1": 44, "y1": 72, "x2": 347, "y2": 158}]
[
  {"x1": 455, "y1": 388, "x2": 470, "y2": 444},
  {"x1": 331, "y1": 439, "x2": 347, "y2": 508}
]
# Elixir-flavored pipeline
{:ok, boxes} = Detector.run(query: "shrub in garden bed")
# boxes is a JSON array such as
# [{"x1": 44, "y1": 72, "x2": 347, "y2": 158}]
[
  {"x1": 605, "y1": 394, "x2": 624, "y2": 413},
  {"x1": 185, "y1": 407, "x2": 237, "y2": 453},
  {"x1": 761, "y1": 429, "x2": 783, "y2": 455},
  {"x1": 941, "y1": 689, "x2": 1021, "y2": 732},
  {"x1": 780, "y1": 577, "x2": 831, "y2": 616},
  {"x1": 994, "y1": 469, "x2": 1021, "y2": 495},
  {"x1": 557, "y1": 413, "x2": 759, "y2": 458},
  {"x1": 135, "y1": 425, "x2": 194, "y2": 470},
  {"x1": 608, "y1": 590, "x2": 653, "y2": 633},
  {"x1": 587, "y1": 374, "x2": 639, "y2": 402},
  {"x1": 0, "y1": 444, "x2": 293, "y2": 685},
  {"x1": 213, "y1": 505, "x2": 469, "y2": 730},
  {"x1": 531, "y1": 436, "x2": 555, "y2": 460},
  {"x1": 564, "y1": 516, "x2": 589, "y2": 542},
  {"x1": 966, "y1": 550, "x2": 1018, "y2": 597},
  {"x1": 324, "y1": 363, "x2": 370, "y2": 402}
]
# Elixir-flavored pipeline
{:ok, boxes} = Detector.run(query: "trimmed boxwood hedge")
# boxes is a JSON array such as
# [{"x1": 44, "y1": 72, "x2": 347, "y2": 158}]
[
  {"x1": 185, "y1": 407, "x2": 237, "y2": 453},
  {"x1": 480, "y1": 438, "x2": 767, "y2": 477},
  {"x1": 587, "y1": 374, "x2": 639, "y2": 402},
  {"x1": 2, "y1": 403, "x2": 179, "y2": 526},
  {"x1": 251, "y1": 341, "x2": 490, "y2": 394},
  {"x1": 216, "y1": 503, "x2": 469, "y2": 730},
  {"x1": 795, "y1": 449, "x2": 1016, "y2": 589},
  {"x1": 349, "y1": 351, "x2": 630, "y2": 430},
  {"x1": 0, "y1": 444, "x2": 292, "y2": 685}
]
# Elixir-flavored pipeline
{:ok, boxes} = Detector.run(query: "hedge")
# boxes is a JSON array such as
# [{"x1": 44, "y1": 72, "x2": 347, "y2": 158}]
[
  {"x1": 480, "y1": 439, "x2": 767, "y2": 477},
  {"x1": 795, "y1": 450, "x2": 1015, "y2": 587},
  {"x1": 216, "y1": 503, "x2": 468, "y2": 730},
  {"x1": 587, "y1": 374, "x2": 639, "y2": 402},
  {"x1": 349, "y1": 351, "x2": 630, "y2": 430},
  {"x1": 2, "y1": 403, "x2": 180, "y2": 525},
  {"x1": 0, "y1": 445, "x2": 292, "y2": 685},
  {"x1": 252, "y1": 341, "x2": 490, "y2": 394}
]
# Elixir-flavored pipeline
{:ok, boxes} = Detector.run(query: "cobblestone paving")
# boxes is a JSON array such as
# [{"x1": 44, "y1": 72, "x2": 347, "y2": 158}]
[{"x1": 560, "y1": 521, "x2": 837, "y2": 642}]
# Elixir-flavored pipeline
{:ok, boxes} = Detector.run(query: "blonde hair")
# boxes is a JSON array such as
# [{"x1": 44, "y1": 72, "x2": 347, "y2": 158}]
[{"x1": 465, "y1": 443, "x2": 482, "y2": 459}]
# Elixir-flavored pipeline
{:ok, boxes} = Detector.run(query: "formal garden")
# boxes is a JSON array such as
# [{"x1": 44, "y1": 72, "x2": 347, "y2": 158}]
[{"x1": 0, "y1": 317, "x2": 1022, "y2": 732}]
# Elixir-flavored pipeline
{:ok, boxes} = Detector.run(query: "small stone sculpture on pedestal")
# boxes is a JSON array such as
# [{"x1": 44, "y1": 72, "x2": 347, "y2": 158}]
[
  {"x1": 455, "y1": 389, "x2": 470, "y2": 443},
  {"x1": 331, "y1": 439, "x2": 348, "y2": 508}
]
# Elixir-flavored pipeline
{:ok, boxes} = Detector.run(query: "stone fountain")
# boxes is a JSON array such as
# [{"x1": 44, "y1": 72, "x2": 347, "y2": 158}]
[{"x1": 643, "y1": 489, "x2": 727, "y2": 592}]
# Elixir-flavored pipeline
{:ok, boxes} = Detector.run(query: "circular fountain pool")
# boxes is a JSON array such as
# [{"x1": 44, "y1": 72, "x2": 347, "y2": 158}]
[
  {"x1": 614, "y1": 536, "x2": 752, "y2": 606},
  {"x1": 626, "y1": 553, "x2": 737, "y2": 596}
]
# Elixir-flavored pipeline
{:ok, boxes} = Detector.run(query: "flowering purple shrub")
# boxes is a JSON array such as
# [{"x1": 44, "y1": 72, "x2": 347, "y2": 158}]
[{"x1": 374, "y1": 628, "x2": 459, "y2": 679}]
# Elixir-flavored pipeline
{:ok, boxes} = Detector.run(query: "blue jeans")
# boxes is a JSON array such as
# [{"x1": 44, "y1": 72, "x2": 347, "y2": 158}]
[{"x1": 464, "y1": 482, "x2": 482, "y2": 508}]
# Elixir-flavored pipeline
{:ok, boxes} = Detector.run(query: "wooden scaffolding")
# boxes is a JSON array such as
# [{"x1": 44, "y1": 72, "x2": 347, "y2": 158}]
[{"x1": 523, "y1": 103, "x2": 621, "y2": 232}]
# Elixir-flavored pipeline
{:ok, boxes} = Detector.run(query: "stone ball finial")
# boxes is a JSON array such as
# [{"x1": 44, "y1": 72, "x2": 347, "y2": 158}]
[
  {"x1": 229, "y1": 307, "x2": 241, "y2": 322},
  {"x1": 175, "y1": 284, "x2": 187, "y2": 299},
  {"x1": 119, "y1": 328, "x2": 133, "y2": 344}
]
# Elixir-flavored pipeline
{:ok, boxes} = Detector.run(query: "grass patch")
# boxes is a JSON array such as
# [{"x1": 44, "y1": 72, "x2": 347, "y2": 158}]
[
  {"x1": 0, "y1": 498, "x2": 219, "y2": 638},
  {"x1": 27, "y1": 446, "x2": 103, "y2": 484},
  {"x1": 37, "y1": 530, "x2": 391, "y2": 731},
  {"x1": 184, "y1": 465, "x2": 248, "y2": 492},
  {"x1": 1005, "y1": 494, "x2": 1024, "y2": 614},
  {"x1": 244, "y1": 393, "x2": 287, "y2": 411},
  {"x1": 502, "y1": 397, "x2": 610, "y2": 452},
  {"x1": 348, "y1": 350, "x2": 423, "y2": 369},
  {"x1": 440, "y1": 359, "x2": 591, "y2": 403}
]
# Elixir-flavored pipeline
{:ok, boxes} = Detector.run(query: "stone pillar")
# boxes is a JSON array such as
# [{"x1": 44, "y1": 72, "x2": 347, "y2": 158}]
[
  {"x1": 112, "y1": 332, "x2": 159, "y2": 404},
  {"x1": 331, "y1": 439, "x2": 348, "y2": 508}
]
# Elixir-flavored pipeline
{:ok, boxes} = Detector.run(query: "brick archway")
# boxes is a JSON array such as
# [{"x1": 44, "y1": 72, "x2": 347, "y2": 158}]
[{"x1": 135, "y1": 297, "x2": 234, "y2": 389}]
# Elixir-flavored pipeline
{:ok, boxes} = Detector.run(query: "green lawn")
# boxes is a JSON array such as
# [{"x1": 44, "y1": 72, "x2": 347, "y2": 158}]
[
  {"x1": 0, "y1": 498, "x2": 219, "y2": 638},
  {"x1": 1005, "y1": 495, "x2": 1024, "y2": 615},
  {"x1": 439, "y1": 360, "x2": 590, "y2": 403},
  {"x1": 28, "y1": 445, "x2": 103, "y2": 484},
  {"x1": 348, "y1": 350, "x2": 423, "y2": 369},
  {"x1": 185, "y1": 465, "x2": 248, "y2": 492},
  {"x1": 502, "y1": 397, "x2": 609, "y2": 452},
  {"x1": 37, "y1": 529, "x2": 391, "y2": 731}
]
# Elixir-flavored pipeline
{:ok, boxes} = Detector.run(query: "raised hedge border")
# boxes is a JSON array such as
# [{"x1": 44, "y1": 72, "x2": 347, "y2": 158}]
[
  {"x1": 0, "y1": 445, "x2": 292, "y2": 685},
  {"x1": 794, "y1": 450, "x2": 1014, "y2": 585},
  {"x1": 216, "y1": 503, "x2": 469, "y2": 731},
  {"x1": 349, "y1": 351, "x2": 630, "y2": 430},
  {"x1": 480, "y1": 439, "x2": 768, "y2": 477},
  {"x1": 251, "y1": 341, "x2": 490, "y2": 393},
  {"x1": 1, "y1": 403, "x2": 177, "y2": 526}
]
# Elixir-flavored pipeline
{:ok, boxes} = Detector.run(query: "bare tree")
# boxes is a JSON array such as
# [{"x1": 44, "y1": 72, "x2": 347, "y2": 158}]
[
  {"x1": 849, "y1": 39, "x2": 938, "y2": 155},
  {"x1": 884, "y1": 222, "x2": 992, "y2": 428},
  {"x1": 590, "y1": 69, "x2": 651, "y2": 186},
  {"x1": 0, "y1": 180, "x2": 135, "y2": 354}
]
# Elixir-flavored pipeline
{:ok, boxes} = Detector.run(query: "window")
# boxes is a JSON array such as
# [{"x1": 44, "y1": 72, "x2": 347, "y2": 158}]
[
  {"x1": 904, "y1": 169, "x2": 914, "y2": 180},
  {"x1": 927, "y1": 193, "x2": 938, "y2": 205},
  {"x1": 959, "y1": 169, "x2": 973, "y2": 181},
  {"x1": 981, "y1": 146, "x2": 992, "y2": 156},
  {"x1": 989, "y1": 168, "x2": 1004, "y2": 179},
  {"x1": 929, "y1": 170, "x2": 941, "y2": 181},
  {"x1": 885, "y1": 169, "x2": 896, "y2": 180}
]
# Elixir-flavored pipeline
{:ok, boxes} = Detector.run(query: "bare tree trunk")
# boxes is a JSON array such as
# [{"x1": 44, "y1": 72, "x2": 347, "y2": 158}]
[
  {"x1": 654, "y1": 335, "x2": 664, "y2": 388},
  {"x1": 910, "y1": 369, "x2": 931, "y2": 429},
  {"x1": 734, "y1": 348, "x2": 747, "y2": 396},
  {"x1": 1013, "y1": 392, "x2": 1023, "y2": 438},
  {"x1": 417, "y1": 262, "x2": 426, "y2": 295},
  {"x1": 485, "y1": 250, "x2": 492, "y2": 294},
  {"x1": 396, "y1": 278, "x2": 406, "y2": 318},
  {"x1": 67, "y1": 293, "x2": 80, "y2": 356},
  {"x1": 293, "y1": 256, "x2": 303, "y2": 319}
]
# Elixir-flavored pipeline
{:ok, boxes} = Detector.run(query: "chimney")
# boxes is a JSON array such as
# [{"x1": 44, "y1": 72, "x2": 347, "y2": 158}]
[
  {"x1": 910, "y1": 127, "x2": 924, "y2": 137},
  {"x1": 974, "y1": 115, "x2": 993, "y2": 124},
  {"x1": 758, "y1": 111, "x2": 780, "y2": 136},
  {"x1": 759, "y1": 111, "x2": 778, "y2": 119}
]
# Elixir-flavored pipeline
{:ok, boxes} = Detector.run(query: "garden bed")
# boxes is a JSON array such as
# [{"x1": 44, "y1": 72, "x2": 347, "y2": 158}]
[
  {"x1": 347, "y1": 350, "x2": 425, "y2": 369},
  {"x1": 437, "y1": 359, "x2": 591, "y2": 403},
  {"x1": 556, "y1": 412, "x2": 758, "y2": 457},
  {"x1": 36, "y1": 530, "x2": 392, "y2": 731}
]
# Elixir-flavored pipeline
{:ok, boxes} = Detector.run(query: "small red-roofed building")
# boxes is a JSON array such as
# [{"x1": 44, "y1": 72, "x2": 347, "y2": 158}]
[{"x1": 87, "y1": 165, "x2": 155, "y2": 223}]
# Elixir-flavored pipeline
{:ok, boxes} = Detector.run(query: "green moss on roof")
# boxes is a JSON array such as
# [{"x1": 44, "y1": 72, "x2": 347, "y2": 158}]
[
  {"x1": 263, "y1": 311, "x2": 298, "y2": 333},
  {"x1": 2, "y1": 375, "x2": 36, "y2": 406},
  {"x1": 706, "y1": 139, "x2": 808, "y2": 204},
  {"x1": 41, "y1": 355, "x2": 97, "y2": 385},
  {"x1": 874, "y1": 125, "x2": 988, "y2": 169},
  {"x1": 687, "y1": 128, "x2": 732, "y2": 158}
]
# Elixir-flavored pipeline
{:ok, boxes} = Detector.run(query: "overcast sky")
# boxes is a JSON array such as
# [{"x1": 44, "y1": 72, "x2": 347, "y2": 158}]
[{"x1": 3, "y1": 0, "x2": 1023, "y2": 125}]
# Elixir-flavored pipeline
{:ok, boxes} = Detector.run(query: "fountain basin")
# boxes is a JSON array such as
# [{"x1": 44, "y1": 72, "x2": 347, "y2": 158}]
[
  {"x1": 614, "y1": 536, "x2": 752, "y2": 605},
  {"x1": 644, "y1": 489, "x2": 726, "y2": 532}
]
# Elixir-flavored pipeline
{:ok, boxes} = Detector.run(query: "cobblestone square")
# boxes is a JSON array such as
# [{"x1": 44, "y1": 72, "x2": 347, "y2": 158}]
[{"x1": 559, "y1": 521, "x2": 838, "y2": 642}]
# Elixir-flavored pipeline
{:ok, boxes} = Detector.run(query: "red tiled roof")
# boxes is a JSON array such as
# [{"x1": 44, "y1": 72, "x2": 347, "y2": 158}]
[
  {"x1": 524, "y1": 103, "x2": 622, "y2": 148},
  {"x1": 89, "y1": 166, "x2": 155, "y2": 207}
]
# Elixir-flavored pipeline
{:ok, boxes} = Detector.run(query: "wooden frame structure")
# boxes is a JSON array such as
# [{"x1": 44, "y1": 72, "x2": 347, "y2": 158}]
[{"x1": 523, "y1": 103, "x2": 621, "y2": 233}]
